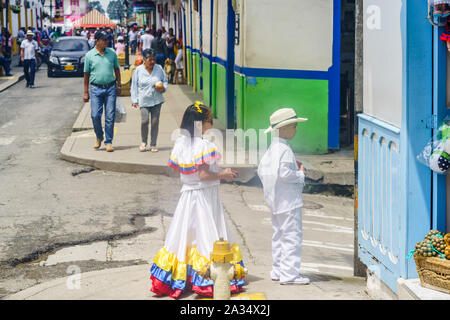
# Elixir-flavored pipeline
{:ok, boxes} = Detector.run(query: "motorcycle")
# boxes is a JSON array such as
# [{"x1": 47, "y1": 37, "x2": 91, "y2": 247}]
[{"x1": 36, "y1": 39, "x2": 52, "y2": 71}]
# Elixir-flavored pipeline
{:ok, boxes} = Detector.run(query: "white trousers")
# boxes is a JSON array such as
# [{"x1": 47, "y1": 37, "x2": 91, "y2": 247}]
[{"x1": 271, "y1": 207, "x2": 302, "y2": 282}]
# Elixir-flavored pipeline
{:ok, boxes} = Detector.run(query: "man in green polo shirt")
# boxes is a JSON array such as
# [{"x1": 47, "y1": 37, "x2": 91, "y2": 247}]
[{"x1": 83, "y1": 30, "x2": 121, "y2": 152}]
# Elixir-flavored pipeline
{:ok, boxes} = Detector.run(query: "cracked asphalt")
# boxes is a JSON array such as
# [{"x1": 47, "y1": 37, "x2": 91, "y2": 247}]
[
  {"x1": 0, "y1": 69, "x2": 184, "y2": 296},
  {"x1": 0, "y1": 67, "x2": 368, "y2": 300}
]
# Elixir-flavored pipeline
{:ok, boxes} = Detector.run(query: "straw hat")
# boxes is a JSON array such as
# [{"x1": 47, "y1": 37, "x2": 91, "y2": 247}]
[
  {"x1": 264, "y1": 108, "x2": 308, "y2": 133},
  {"x1": 26, "y1": 30, "x2": 34, "y2": 36}
]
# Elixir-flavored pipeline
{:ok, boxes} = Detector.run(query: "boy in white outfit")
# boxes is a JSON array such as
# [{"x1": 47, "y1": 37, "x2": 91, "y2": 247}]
[{"x1": 257, "y1": 108, "x2": 309, "y2": 285}]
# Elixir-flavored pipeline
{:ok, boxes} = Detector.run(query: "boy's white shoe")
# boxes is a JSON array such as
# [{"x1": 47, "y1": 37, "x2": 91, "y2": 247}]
[
  {"x1": 270, "y1": 270, "x2": 280, "y2": 281},
  {"x1": 280, "y1": 276, "x2": 310, "y2": 285}
]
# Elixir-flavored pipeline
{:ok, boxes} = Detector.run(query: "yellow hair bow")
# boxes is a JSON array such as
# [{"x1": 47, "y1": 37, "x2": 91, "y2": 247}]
[{"x1": 194, "y1": 101, "x2": 203, "y2": 113}]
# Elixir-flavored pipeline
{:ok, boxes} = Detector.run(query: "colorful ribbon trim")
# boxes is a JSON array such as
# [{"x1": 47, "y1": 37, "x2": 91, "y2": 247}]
[
  {"x1": 168, "y1": 148, "x2": 222, "y2": 175},
  {"x1": 149, "y1": 245, "x2": 245, "y2": 298}
]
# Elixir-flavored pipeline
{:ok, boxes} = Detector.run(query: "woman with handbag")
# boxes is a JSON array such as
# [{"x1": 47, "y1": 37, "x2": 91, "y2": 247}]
[{"x1": 131, "y1": 49, "x2": 168, "y2": 153}]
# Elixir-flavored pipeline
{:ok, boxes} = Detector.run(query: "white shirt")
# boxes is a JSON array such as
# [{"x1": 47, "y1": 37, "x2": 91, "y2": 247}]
[
  {"x1": 257, "y1": 137, "x2": 305, "y2": 214},
  {"x1": 88, "y1": 38, "x2": 95, "y2": 48},
  {"x1": 169, "y1": 135, "x2": 221, "y2": 192},
  {"x1": 166, "y1": 34, "x2": 175, "y2": 49},
  {"x1": 128, "y1": 30, "x2": 137, "y2": 42},
  {"x1": 140, "y1": 33, "x2": 154, "y2": 50},
  {"x1": 20, "y1": 39, "x2": 38, "y2": 60},
  {"x1": 131, "y1": 64, "x2": 168, "y2": 107},
  {"x1": 175, "y1": 49, "x2": 183, "y2": 69}
]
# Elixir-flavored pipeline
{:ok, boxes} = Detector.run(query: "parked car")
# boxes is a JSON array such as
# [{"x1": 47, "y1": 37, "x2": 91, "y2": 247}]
[{"x1": 47, "y1": 36, "x2": 90, "y2": 77}]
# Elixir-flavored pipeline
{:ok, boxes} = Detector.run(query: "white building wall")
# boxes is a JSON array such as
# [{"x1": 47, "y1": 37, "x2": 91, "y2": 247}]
[
  {"x1": 26, "y1": 8, "x2": 32, "y2": 28},
  {"x1": 192, "y1": 2, "x2": 199, "y2": 50},
  {"x1": 12, "y1": 10, "x2": 19, "y2": 35},
  {"x1": 1, "y1": 6, "x2": 7, "y2": 29},
  {"x1": 363, "y1": 0, "x2": 403, "y2": 128},
  {"x1": 211, "y1": 0, "x2": 218, "y2": 57},
  {"x1": 234, "y1": 0, "x2": 244, "y2": 68},
  {"x1": 202, "y1": 0, "x2": 211, "y2": 55},
  {"x1": 20, "y1": 4, "x2": 25, "y2": 29},
  {"x1": 242, "y1": 0, "x2": 333, "y2": 71},
  {"x1": 79, "y1": 0, "x2": 88, "y2": 14},
  {"x1": 215, "y1": 0, "x2": 226, "y2": 61},
  {"x1": 185, "y1": 0, "x2": 191, "y2": 47}
]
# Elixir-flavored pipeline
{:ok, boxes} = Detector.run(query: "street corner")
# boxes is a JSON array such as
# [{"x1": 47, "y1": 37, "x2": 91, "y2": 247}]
[{"x1": 0, "y1": 73, "x2": 24, "y2": 93}]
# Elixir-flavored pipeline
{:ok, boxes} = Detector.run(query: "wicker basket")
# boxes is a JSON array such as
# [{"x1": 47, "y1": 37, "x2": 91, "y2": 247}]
[{"x1": 413, "y1": 254, "x2": 450, "y2": 294}]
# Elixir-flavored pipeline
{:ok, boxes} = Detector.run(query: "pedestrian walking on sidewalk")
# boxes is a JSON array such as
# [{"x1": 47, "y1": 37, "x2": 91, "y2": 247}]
[
  {"x1": 131, "y1": 49, "x2": 168, "y2": 153},
  {"x1": 20, "y1": 30, "x2": 39, "y2": 88},
  {"x1": 1, "y1": 28, "x2": 13, "y2": 59},
  {"x1": 165, "y1": 28, "x2": 176, "y2": 60},
  {"x1": 257, "y1": 108, "x2": 310, "y2": 286},
  {"x1": 0, "y1": 29, "x2": 12, "y2": 76},
  {"x1": 83, "y1": 30, "x2": 121, "y2": 153},
  {"x1": 115, "y1": 36, "x2": 125, "y2": 55},
  {"x1": 138, "y1": 29, "x2": 154, "y2": 53},
  {"x1": 151, "y1": 30, "x2": 169, "y2": 67},
  {"x1": 128, "y1": 27, "x2": 138, "y2": 54},
  {"x1": 149, "y1": 102, "x2": 244, "y2": 299},
  {"x1": 17, "y1": 28, "x2": 26, "y2": 67}
]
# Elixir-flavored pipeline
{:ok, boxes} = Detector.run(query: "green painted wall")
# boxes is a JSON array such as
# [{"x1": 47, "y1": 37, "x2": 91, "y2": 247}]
[
  {"x1": 192, "y1": 53, "x2": 201, "y2": 93},
  {"x1": 215, "y1": 64, "x2": 227, "y2": 127},
  {"x1": 211, "y1": 63, "x2": 217, "y2": 117},
  {"x1": 235, "y1": 73, "x2": 245, "y2": 129},
  {"x1": 202, "y1": 57, "x2": 211, "y2": 106},
  {"x1": 186, "y1": 49, "x2": 192, "y2": 86},
  {"x1": 242, "y1": 77, "x2": 329, "y2": 154}
]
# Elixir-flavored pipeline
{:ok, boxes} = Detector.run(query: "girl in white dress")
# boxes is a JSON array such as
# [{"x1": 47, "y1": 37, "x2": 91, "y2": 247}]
[{"x1": 149, "y1": 102, "x2": 245, "y2": 299}]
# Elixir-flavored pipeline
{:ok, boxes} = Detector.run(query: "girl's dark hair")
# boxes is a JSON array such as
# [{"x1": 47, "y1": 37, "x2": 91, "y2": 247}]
[
  {"x1": 180, "y1": 102, "x2": 213, "y2": 137},
  {"x1": 142, "y1": 48, "x2": 156, "y2": 59}
]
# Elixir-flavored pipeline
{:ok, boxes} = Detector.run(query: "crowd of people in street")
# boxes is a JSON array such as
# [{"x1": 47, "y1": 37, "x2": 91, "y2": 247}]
[
  {"x1": 81, "y1": 23, "x2": 183, "y2": 154},
  {"x1": 0, "y1": 24, "x2": 62, "y2": 80},
  {"x1": 1, "y1": 17, "x2": 310, "y2": 300},
  {"x1": 127, "y1": 25, "x2": 177, "y2": 64}
]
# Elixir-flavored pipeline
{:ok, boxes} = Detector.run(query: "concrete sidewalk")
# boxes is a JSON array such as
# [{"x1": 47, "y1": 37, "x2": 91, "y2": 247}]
[
  {"x1": 3, "y1": 263, "x2": 368, "y2": 300},
  {"x1": 0, "y1": 54, "x2": 26, "y2": 93},
  {"x1": 60, "y1": 82, "x2": 354, "y2": 185}
]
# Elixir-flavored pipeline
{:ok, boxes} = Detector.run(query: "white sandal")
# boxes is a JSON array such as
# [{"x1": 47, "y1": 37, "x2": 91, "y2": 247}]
[
  {"x1": 139, "y1": 143, "x2": 147, "y2": 152},
  {"x1": 150, "y1": 146, "x2": 158, "y2": 153}
]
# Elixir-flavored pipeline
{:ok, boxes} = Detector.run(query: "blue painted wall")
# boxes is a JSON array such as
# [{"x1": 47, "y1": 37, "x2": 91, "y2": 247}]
[{"x1": 357, "y1": 0, "x2": 447, "y2": 293}]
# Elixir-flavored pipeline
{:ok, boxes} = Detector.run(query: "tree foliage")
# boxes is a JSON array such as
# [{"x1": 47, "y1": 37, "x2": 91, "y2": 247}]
[
  {"x1": 106, "y1": 0, "x2": 134, "y2": 20},
  {"x1": 88, "y1": 1, "x2": 105, "y2": 15}
]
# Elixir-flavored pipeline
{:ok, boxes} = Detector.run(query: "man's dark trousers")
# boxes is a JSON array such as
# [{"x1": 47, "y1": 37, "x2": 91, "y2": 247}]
[{"x1": 23, "y1": 59, "x2": 36, "y2": 86}]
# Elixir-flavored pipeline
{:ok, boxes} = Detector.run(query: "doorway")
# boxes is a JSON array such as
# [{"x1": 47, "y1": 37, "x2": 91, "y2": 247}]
[{"x1": 340, "y1": 0, "x2": 356, "y2": 148}]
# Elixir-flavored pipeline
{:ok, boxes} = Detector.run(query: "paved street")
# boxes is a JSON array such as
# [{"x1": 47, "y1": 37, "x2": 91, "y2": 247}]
[
  {"x1": 0, "y1": 67, "x2": 188, "y2": 295},
  {"x1": 0, "y1": 66, "x2": 369, "y2": 300}
]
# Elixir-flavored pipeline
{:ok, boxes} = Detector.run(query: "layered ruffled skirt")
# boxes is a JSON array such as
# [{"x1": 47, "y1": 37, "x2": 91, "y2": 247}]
[{"x1": 150, "y1": 185, "x2": 246, "y2": 299}]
